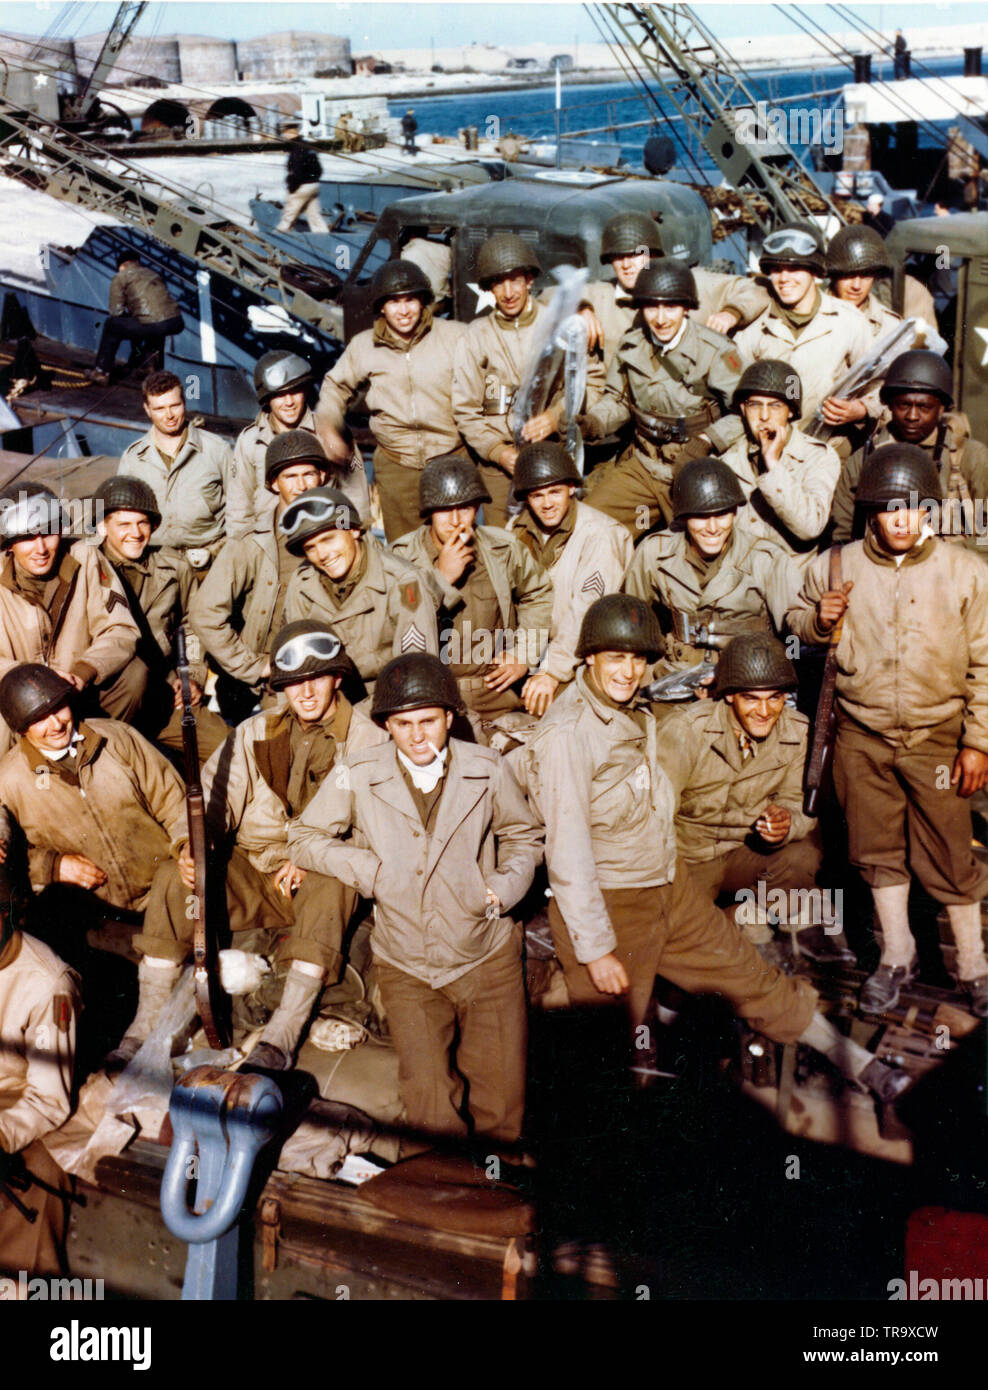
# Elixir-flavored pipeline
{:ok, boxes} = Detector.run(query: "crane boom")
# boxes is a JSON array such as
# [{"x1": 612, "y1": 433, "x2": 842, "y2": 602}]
[
  {"x1": 62, "y1": 2, "x2": 149, "y2": 123},
  {"x1": 590, "y1": 3, "x2": 847, "y2": 232},
  {"x1": 0, "y1": 98, "x2": 344, "y2": 340}
]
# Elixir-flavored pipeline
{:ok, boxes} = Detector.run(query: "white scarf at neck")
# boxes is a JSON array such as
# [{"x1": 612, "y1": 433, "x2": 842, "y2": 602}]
[{"x1": 398, "y1": 744, "x2": 448, "y2": 793}]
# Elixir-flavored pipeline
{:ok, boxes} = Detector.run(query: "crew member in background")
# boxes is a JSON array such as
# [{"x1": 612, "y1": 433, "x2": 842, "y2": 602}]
[
  {"x1": 228, "y1": 351, "x2": 319, "y2": 539},
  {"x1": 0, "y1": 486, "x2": 139, "y2": 755},
  {"x1": 508, "y1": 441, "x2": 632, "y2": 715},
  {"x1": 393, "y1": 455, "x2": 553, "y2": 735},
  {"x1": 150, "y1": 622, "x2": 386, "y2": 1073},
  {"x1": 733, "y1": 223, "x2": 873, "y2": 444},
  {"x1": 87, "y1": 249, "x2": 183, "y2": 386},
  {"x1": 117, "y1": 370, "x2": 233, "y2": 604},
  {"x1": 719, "y1": 361, "x2": 840, "y2": 568},
  {"x1": 282, "y1": 485, "x2": 439, "y2": 695},
  {"x1": 276, "y1": 123, "x2": 330, "y2": 234},
  {"x1": 787, "y1": 444, "x2": 988, "y2": 1019},
  {"x1": 92, "y1": 476, "x2": 227, "y2": 762},
  {"x1": 581, "y1": 260, "x2": 747, "y2": 535},
  {"x1": 452, "y1": 234, "x2": 573, "y2": 527},
  {"x1": 401, "y1": 108, "x2": 418, "y2": 156},
  {"x1": 509, "y1": 594, "x2": 909, "y2": 1105},
  {"x1": 830, "y1": 350, "x2": 988, "y2": 549},
  {"x1": 659, "y1": 633, "x2": 853, "y2": 964},
  {"x1": 621, "y1": 458, "x2": 801, "y2": 679},
  {"x1": 289, "y1": 652, "x2": 543, "y2": 1148},
  {"x1": 316, "y1": 260, "x2": 464, "y2": 542},
  {"x1": 191, "y1": 430, "x2": 328, "y2": 719},
  {"x1": 0, "y1": 908, "x2": 79, "y2": 1278}
]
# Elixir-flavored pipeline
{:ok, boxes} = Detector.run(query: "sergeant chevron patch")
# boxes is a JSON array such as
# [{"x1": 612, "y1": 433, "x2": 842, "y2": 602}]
[
  {"x1": 581, "y1": 571, "x2": 605, "y2": 598},
  {"x1": 401, "y1": 625, "x2": 427, "y2": 653}
]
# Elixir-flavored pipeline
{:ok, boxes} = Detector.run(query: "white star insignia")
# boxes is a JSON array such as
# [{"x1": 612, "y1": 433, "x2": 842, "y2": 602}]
[
  {"x1": 974, "y1": 326, "x2": 988, "y2": 368},
  {"x1": 401, "y1": 625, "x2": 426, "y2": 653}
]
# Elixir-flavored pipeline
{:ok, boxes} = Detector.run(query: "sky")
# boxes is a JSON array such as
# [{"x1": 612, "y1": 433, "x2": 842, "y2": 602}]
[{"x1": 0, "y1": 1, "x2": 984, "y2": 50}]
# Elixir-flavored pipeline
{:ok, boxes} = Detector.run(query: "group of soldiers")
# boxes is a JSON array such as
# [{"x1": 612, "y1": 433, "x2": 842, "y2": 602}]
[{"x1": 2, "y1": 204, "x2": 987, "y2": 1278}]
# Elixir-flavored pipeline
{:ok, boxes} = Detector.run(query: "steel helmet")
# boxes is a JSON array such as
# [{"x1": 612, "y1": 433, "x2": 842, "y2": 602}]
[
  {"x1": 370, "y1": 259, "x2": 433, "y2": 310},
  {"x1": 732, "y1": 359, "x2": 802, "y2": 419},
  {"x1": 826, "y1": 224, "x2": 894, "y2": 278},
  {"x1": 0, "y1": 484, "x2": 65, "y2": 547},
  {"x1": 879, "y1": 350, "x2": 953, "y2": 407},
  {"x1": 856, "y1": 442, "x2": 942, "y2": 510},
  {"x1": 265, "y1": 429, "x2": 329, "y2": 487},
  {"x1": 267, "y1": 620, "x2": 353, "y2": 690},
  {"x1": 713, "y1": 633, "x2": 797, "y2": 697},
  {"x1": 512, "y1": 442, "x2": 581, "y2": 497},
  {"x1": 630, "y1": 259, "x2": 699, "y2": 308},
  {"x1": 93, "y1": 475, "x2": 161, "y2": 529},
  {"x1": 419, "y1": 455, "x2": 490, "y2": 517},
  {"x1": 0, "y1": 663, "x2": 76, "y2": 734},
  {"x1": 576, "y1": 593, "x2": 663, "y2": 661},
  {"x1": 759, "y1": 222, "x2": 826, "y2": 276},
  {"x1": 370, "y1": 652, "x2": 463, "y2": 724},
  {"x1": 671, "y1": 457, "x2": 746, "y2": 528},
  {"x1": 475, "y1": 233, "x2": 541, "y2": 288},
  {"x1": 280, "y1": 485, "x2": 362, "y2": 556},
  {"x1": 600, "y1": 211, "x2": 663, "y2": 264},
  {"x1": 253, "y1": 350, "x2": 313, "y2": 404}
]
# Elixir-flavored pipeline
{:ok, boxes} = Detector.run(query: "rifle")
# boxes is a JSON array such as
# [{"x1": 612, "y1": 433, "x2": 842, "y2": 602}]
[
  {"x1": 176, "y1": 625, "x2": 228, "y2": 1050},
  {"x1": 804, "y1": 546, "x2": 845, "y2": 817}
]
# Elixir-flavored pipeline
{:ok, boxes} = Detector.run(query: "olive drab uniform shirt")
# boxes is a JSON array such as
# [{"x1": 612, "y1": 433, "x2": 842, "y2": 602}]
[
  {"x1": 99, "y1": 540, "x2": 183, "y2": 677},
  {"x1": 228, "y1": 405, "x2": 318, "y2": 539},
  {"x1": 190, "y1": 509, "x2": 299, "y2": 689},
  {"x1": 393, "y1": 523, "x2": 553, "y2": 711},
  {"x1": 831, "y1": 413, "x2": 988, "y2": 550},
  {"x1": 583, "y1": 317, "x2": 747, "y2": 480},
  {"x1": 317, "y1": 310, "x2": 465, "y2": 470},
  {"x1": 118, "y1": 422, "x2": 232, "y2": 551},
  {"x1": 509, "y1": 499, "x2": 633, "y2": 685},
  {"x1": 733, "y1": 291, "x2": 874, "y2": 429},
  {"x1": 621, "y1": 525, "x2": 802, "y2": 673},
  {"x1": 658, "y1": 698, "x2": 816, "y2": 864},
  {"x1": 283, "y1": 534, "x2": 439, "y2": 693},
  {"x1": 719, "y1": 425, "x2": 841, "y2": 567}
]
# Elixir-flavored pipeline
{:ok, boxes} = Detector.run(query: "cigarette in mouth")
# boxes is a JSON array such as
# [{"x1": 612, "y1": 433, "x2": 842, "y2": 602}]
[{"x1": 427, "y1": 741, "x2": 442, "y2": 759}]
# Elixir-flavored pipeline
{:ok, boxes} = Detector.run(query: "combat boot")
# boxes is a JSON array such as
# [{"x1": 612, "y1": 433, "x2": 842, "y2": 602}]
[
  {"x1": 859, "y1": 959, "x2": 918, "y2": 1015},
  {"x1": 960, "y1": 975, "x2": 988, "y2": 1019},
  {"x1": 105, "y1": 958, "x2": 182, "y2": 1067},
  {"x1": 246, "y1": 964, "x2": 324, "y2": 1071}
]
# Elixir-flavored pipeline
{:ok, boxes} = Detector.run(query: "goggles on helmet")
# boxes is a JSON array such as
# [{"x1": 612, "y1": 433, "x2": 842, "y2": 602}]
[
  {"x1": 281, "y1": 494, "x2": 354, "y2": 536},
  {"x1": 273, "y1": 631, "x2": 343, "y2": 673},
  {"x1": 761, "y1": 228, "x2": 820, "y2": 259}
]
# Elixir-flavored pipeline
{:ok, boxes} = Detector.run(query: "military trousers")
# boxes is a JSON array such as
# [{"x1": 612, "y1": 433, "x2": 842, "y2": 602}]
[
  {"x1": 0, "y1": 1140, "x2": 71, "y2": 1279},
  {"x1": 833, "y1": 713, "x2": 988, "y2": 904},
  {"x1": 135, "y1": 850, "x2": 356, "y2": 977},
  {"x1": 686, "y1": 828, "x2": 825, "y2": 928},
  {"x1": 372, "y1": 445, "x2": 424, "y2": 543},
  {"x1": 102, "y1": 657, "x2": 229, "y2": 764},
  {"x1": 548, "y1": 859, "x2": 818, "y2": 1044},
  {"x1": 276, "y1": 183, "x2": 330, "y2": 235},
  {"x1": 374, "y1": 928, "x2": 527, "y2": 1146},
  {"x1": 585, "y1": 450, "x2": 675, "y2": 538}
]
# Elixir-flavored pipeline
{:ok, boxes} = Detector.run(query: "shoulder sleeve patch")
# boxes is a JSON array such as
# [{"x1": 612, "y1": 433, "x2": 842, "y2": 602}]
[
  {"x1": 721, "y1": 350, "x2": 743, "y2": 373},
  {"x1": 53, "y1": 993, "x2": 73, "y2": 1034},
  {"x1": 401, "y1": 579, "x2": 420, "y2": 610}
]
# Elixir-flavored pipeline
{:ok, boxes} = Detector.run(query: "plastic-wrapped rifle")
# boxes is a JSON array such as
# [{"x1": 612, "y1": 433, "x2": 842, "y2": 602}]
[
  {"x1": 804, "y1": 546, "x2": 844, "y2": 817},
  {"x1": 176, "y1": 625, "x2": 228, "y2": 1049}
]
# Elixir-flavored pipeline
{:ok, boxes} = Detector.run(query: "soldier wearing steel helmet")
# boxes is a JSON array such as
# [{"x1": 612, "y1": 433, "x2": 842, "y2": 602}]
[
  {"x1": 826, "y1": 222, "x2": 938, "y2": 331},
  {"x1": 392, "y1": 455, "x2": 553, "y2": 732},
  {"x1": 288, "y1": 652, "x2": 543, "y2": 1147},
  {"x1": 281, "y1": 485, "x2": 438, "y2": 695},
  {"x1": 0, "y1": 484, "x2": 139, "y2": 757},
  {"x1": 315, "y1": 259, "x2": 466, "y2": 542},
  {"x1": 830, "y1": 350, "x2": 988, "y2": 548},
  {"x1": 451, "y1": 232, "x2": 575, "y2": 528},
  {"x1": 507, "y1": 441, "x2": 632, "y2": 714},
  {"x1": 92, "y1": 476, "x2": 227, "y2": 761},
  {"x1": 581, "y1": 259, "x2": 749, "y2": 535},
  {"x1": 621, "y1": 458, "x2": 802, "y2": 677},
  {"x1": 718, "y1": 360, "x2": 841, "y2": 568},
  {"x1": 136, "y1": 622, "x2": 386, "y2": 1073},
  {"x1": 228, "y1": 350, "x2": 322, "y2": 540},
  {"x1": 190, "y1": 430, "x2": 329, "y2": 717},
  {"x1": 507, "y1": 594, "x2": 912, "y2": 1106},
  {"x1": 658, "y1": 633, "x2": 854, "y2": 966},
  {"x1": 733, "y1": 222, "x2": 873, "y2": 439},
  {"x1": 787, "y1": 443, "x2": 988, "y2": 1018}
]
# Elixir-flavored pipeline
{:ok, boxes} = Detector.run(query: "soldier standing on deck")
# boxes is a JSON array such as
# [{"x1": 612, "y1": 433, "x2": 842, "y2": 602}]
[
  {"x1": 316, "y1": 260, "x2": 464, "y2": 543},
  {"x1": 581, "y1": 260, "x2": 747, "y2": 535},
  {"x1": 392, "y1": 455, "x2": 553, "y2": 736},
  {"x1": 787, "y1": 444, "x2": 988, "y2": 1018},
  {"x1": 451, "y1": 233, "x2": 569, "y2": 528},
  {"x1": 228, "y1": 351, "x2": 319, "y2": 540}
]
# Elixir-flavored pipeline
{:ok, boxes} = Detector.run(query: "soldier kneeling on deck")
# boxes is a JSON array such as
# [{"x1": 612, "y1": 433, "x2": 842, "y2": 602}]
[
  {"x1": 287, "y1": 653, "x2": 543, "y2": 1149},
  {"x1": 787, "y1": 443, "x2": 988, "y2": 1018},
  {"x1": 659, "y1": 633, "x2": 854, "y2": 966},
  {"x1": 508, "y1": 594, "x2": 910, "y2": 1106}
]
